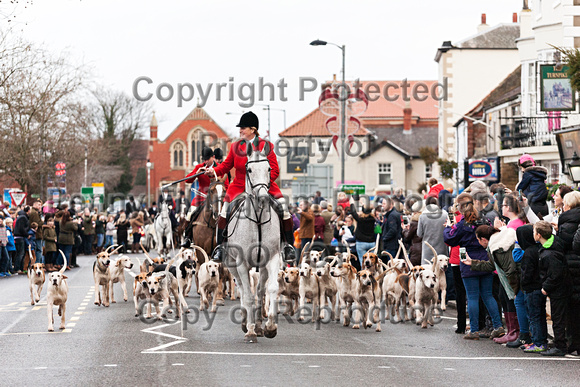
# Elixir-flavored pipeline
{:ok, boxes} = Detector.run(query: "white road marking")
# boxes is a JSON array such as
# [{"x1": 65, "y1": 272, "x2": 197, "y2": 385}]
[
  {"x1": 240, "y1": 365, "x2": 251, "y2": 368},
  {"x1": 104, "y1": 364, "x2": 117, "y2": 367},
  {"x1": 34, "y1": 367, "x2": 47, "y2": 370},
  {"x1": 70, "y1": 317, "x2": 79, "y2": 321},
  {"x1": 378, "y1": 366, "x2": 391, "y2": 369},
  {"x1": 66, "y1": 323, "x2": 76, "y2": 327},
  {"x1": 308, "y1": 365, "x2": 320, "y2": 368},
  {"x1": 78, "y1": 307, "x2": 86, "y2": 310},
  {"x1": 514, "y1": 368, "x2": 523, "y2": 371},
  {"x1": 141, "y1": 322, "x2": 188, "y2": 352},
  {"x1": 172, "y1": 363, "x2": 184, "y2": 366},
  {"x1": 444, "y1": 368, "x2": 455, "y2": 371},
  {"x1": 141, "y1": 350, "x2": 580, "y2": 361}
]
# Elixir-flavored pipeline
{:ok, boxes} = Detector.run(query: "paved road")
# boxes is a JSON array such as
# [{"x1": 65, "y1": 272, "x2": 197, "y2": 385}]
[{"x1": 1, "y1": 254, "x2": 578, "y2": 386}]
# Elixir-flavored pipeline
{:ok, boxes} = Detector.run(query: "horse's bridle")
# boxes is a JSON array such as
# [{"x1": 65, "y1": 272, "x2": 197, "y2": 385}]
[{"x1": 246, "y1": 158, "x2": 271, "y2": 198}]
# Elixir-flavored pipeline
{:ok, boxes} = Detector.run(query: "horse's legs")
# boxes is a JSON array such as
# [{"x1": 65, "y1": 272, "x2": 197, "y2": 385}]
[
  {"x1": 255, "y1": 268, "x2": 269, "y2": 337},
  {"x1": 264, "y1": 255, "x2": 280, "y2": 339},
  {"x1": 239, "y1": 270, "x2": 257, "y2": 343},
  {"x1": 231, "y1": 264, "x2": 257, "y2": 342}
]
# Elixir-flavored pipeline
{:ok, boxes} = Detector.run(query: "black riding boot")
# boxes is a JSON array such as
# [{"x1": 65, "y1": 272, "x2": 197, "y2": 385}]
[
  {"x1": 282, "y1": 218, "x2": 296, "y2": 264},
  {"x1": 212, "y1": 217, "x2": 227, "y2": 262},
  {"x1": 181, "y1": 221, "x2": 195, "y2": 248}
]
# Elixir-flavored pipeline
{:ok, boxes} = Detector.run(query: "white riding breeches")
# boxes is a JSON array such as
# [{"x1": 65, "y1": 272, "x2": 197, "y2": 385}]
[
  {"x1": 218, "y1": 197, "x2": 290, "y2": 220},
  {"x1": 185, "y1": 205, "x2": 197, "y2": 221}
]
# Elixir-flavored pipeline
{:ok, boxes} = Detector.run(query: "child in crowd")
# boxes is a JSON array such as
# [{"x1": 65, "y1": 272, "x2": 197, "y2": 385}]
[
  {"x1": 516, "y1": 154, "x2": 549, "y2": 216},
  {"x1": 517, "y1": 225, "x2": 547, "y2": 353},
  {"x1": 43, "y1": 218, "x2": 58, "y2": 272},
  {"x1": 5, "y1": 218, "x2": 16, "y2": 274},
  {"x1": 534, "y1": 220, "x2": 571, "y2": 356}
]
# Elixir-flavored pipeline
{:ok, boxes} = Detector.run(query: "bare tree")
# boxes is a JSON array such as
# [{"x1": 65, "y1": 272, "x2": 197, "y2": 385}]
[
  {"x1": 0, "y1": 29, "x2": 90, "y2": 196},
  {"x1": 89, "y1": 88, "x2": 151, "y2": 194}
]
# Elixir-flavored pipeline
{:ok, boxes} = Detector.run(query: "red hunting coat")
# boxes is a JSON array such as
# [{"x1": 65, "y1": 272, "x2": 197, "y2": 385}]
[
  {"x1": 185, "y1": 161, "x2": 229, "y2": 206},
  {"x1": 213, "y1": 137, "x2": 282, "y2": 202}
]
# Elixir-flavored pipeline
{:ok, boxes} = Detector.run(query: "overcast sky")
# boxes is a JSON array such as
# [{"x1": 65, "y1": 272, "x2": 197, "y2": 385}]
[{"x1": 9, "y1": 0, "x2": 522, "y2": 140}]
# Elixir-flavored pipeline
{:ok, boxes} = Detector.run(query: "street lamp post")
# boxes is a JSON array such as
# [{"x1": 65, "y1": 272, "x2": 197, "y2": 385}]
[
  {"x1": 84, "y1": 146, "x2": 88, "y2": 187},
  {"x1": 146, "y1": 160, "x2": 152, "y2": 208},
  {"x1": 310, "y1": 39, "x2": 346, "y2": 185},
  {"x1": 267, "y1": 107, "x2": 287, "y2": 130}
]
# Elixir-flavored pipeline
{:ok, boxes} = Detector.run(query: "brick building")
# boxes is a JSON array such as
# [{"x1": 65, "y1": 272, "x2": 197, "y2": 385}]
[{"x1": 146, "y1": 106, "x2": 231, "y2": 203}]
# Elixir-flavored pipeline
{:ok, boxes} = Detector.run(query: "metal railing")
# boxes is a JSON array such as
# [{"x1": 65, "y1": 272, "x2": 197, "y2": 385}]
[{"x1": 500, "y1": 116, "x2": 558, "y2": 149}]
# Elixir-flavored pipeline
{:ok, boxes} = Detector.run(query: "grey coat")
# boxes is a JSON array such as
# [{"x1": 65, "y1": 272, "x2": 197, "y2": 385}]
[{"x1": 417, "y1": 205, "x2": 449, "y2": 263}]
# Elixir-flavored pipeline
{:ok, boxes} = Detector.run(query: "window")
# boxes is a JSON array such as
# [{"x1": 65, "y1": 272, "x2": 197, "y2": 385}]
[
  {"x1": 378, "y1": 163, "x2": 392, "y2": 185},
  {"x1": 526, "y1": 62, "x2": 537, "y2": 116},
  {"x1": 317, "y1": 139, "x2": 331, "y2": 153},
  {"x1": 550, "y1": 163, "x2": 559, "y2": 183},
  {"x1": 172, "y1": 142, "x2": 185, "y2": 168},
  {"x1": 189, "y1": 128, "x2": 206, "y2": 165},
  {"x1": 425, "y1": 163, "x2": 433, "y2": 180}
]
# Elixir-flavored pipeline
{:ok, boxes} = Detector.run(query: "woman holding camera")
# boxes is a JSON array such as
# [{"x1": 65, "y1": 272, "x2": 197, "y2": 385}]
[{"x1": 444, "y1": 193, "x2": 504, "y2": 340}]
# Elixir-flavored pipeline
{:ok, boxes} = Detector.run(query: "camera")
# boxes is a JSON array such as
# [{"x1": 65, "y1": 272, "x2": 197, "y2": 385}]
[{"x1": 459, "y1": 247, "x2": 467, "y2": 261}]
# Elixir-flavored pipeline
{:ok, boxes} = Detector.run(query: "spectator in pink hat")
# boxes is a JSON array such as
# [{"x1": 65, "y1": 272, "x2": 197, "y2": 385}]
[{"x1": 516, "y1": 154, "x2": 549, "y2": 217}]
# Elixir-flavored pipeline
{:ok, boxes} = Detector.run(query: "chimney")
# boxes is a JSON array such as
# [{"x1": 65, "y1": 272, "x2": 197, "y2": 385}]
[
  {"x1": 403, "y1": 101, "x2": 412, "y2": 134},
  {"x1": 513, "y1": 12, "x2": 518, "y2": 23},
  {"x1": 150, "y1": 111, "x2": 158, "y2": 142},
  {"x1": 478, "y1": 13, "x2": 490, "y2": 33}
]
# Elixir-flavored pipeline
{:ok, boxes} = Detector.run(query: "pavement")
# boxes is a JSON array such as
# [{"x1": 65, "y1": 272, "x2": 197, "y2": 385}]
[{"x1": 1, "y1": 253, "x2": 579, "y2": 386}]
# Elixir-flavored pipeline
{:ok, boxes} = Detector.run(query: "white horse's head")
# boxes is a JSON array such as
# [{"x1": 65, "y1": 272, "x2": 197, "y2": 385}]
[{"x1": 245, "y1": 144, "x2": 271, "y2": 200}]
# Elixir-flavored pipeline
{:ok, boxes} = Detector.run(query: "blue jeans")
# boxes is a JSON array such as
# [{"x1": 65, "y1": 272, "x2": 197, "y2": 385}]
[
  {"x1": 463, "y1": 274, "x2": 502, "y2": 332},
  {"x1": 97, "y1": 233, "x2": 105, "y2": 248},
  {"x1": 59, "y1": 245, "x2": 73, "y2": 267},
  {"x1": 380, "y1": 249, "x2": 398, "y2": 265},
  {"x1": 524, "y1": 289, "x2": 548, "y2": 346},
  {"x1": 105, "y1": 235, "x2": 114, "y2": 248},
  {"x1": 356, "y1": 241, "x2": 376, "y2": 265},
  {"x1": 35, "y1": 240, "x2": 44, "y2": 263},
  {"x1": 514, "y1": 289, "x2": 529, "y2": 335}
]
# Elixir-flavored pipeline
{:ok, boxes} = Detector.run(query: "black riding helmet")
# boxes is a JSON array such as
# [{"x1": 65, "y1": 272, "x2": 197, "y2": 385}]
[
  {"x1": 201, "y1": 147, "x2": 214, "y2": 161},
  {"x1": 213, "y1": 148, "x2": 224, "y2": 161}
]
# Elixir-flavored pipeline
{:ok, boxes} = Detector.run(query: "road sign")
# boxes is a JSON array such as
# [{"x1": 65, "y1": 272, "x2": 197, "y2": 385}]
[
  {"x1": 339, "y1": 184, "x2": 365, "y2": 195},
  {"x1": 10, "y1": 191, "x2": 27, "y2": 206}
]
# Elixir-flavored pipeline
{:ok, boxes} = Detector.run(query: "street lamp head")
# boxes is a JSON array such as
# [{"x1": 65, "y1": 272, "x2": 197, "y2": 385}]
[
  {"x1": 568, "y1": 151, "x2": 580, "y2": 183},
  {"x1": 310, "y1": 39, "x2": 327, "y2": 46}
]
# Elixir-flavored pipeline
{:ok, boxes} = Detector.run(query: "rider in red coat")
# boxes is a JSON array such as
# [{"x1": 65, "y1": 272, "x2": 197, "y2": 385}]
[
  {"x1": 205, "y1": 111, "x2": 295, "y2": 263},
  {"x1": 181, "y1": 147, "x2": 225, "y2": 248}
]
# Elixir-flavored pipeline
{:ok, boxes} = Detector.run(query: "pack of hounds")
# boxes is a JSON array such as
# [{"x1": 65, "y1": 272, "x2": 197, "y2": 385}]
[{"x1": 29, "y1": 237, "x2": 449, "y2": 333}]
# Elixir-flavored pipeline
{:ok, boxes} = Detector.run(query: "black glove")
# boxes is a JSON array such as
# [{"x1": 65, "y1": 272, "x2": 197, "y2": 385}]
[{"x1": 352, "y1": 193, "x2": 360, "y2": 201}]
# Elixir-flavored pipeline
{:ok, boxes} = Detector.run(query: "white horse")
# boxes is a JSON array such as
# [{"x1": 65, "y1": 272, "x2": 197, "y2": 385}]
[
  {"x1": 154, "y1": 199, "x2": 173, "y2": 258},
  {"x1": 225, "y1": 143, "x2": 281, "y2": 343}
]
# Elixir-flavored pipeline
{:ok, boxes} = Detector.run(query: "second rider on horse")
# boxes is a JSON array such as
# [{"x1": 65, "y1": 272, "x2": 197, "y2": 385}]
[
  {"x1": 181, "y1": 147, "x2": 223, "y2": 247},
  {"x1": 205, "y1": 111, "x2": 296, "y2": 263}
]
